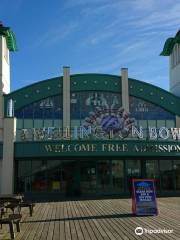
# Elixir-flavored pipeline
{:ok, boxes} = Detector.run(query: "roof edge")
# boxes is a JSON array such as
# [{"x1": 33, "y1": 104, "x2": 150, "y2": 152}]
[{"x1": 160, "y1": 30, "x2": 180, "y2": 56}]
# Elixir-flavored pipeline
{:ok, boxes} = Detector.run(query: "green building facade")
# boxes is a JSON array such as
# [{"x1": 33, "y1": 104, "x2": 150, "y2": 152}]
[{"x1": 0, "y1": 24, "x2": 180, "y2": 198}]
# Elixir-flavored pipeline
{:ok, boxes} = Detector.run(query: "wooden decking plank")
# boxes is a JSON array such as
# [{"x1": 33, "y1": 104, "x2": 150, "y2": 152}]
[
  {"x1": 59, "y1": 201, "x2": 66, "y2": 240},
  {"x1": 103, "y1": 199, "x2": 177, "y2": 240},
  {"x1": 66, "y1": 200, "x2": 79, "y2": 240},
  {"x1": 52, "y1": 201, "x2": 61, "y2": 240},
  {"x1": 76, "y1": 201, "x2": 97, "y2": 240},
  {"x1": 38, "y1": 203, "x2": 54, "y2": 240},
  {"x1": 32, "y1": 203, "x2": 52, "y2": 240},
  {"x1": 24, "y1": 203, "x2": 47, "y2": 240},
  {"x1": 79, "y1": 200, "x2": 111, "y2": 240},
  {"x1": 101, "y1": 199, "x2": 161, "y2": 240},
  {"x1": 113, "y1": 199, "x2": 180, "y2": 240},
  {"x1": 70, "y1": 200, "x2": 85, "y2": 240},
  {"x1": 86, "y1": 199, "x2": 135, "y2": 240},
  {"x1": 94, "y1": 199, "x2": 125, "y2": 240},
  {"x1": 25, "y1": 203, "x2": 47, "y2": 240},
  {"x1": 16, "y1": 203, "x2": 43, "y2": 240},
  {"x1": 1, "y1": 197, "x2": 180, "y2": 240},
  {"x1": 72, "y1": 201, "x2": 89, "y2": 240},
  {"x1": 46, "y1": 202, "x2": 57, "y2": 240},
  {"x1": 79, "y1": 200, "x2": 110, "y2": 240},
  {"x1": 64, "y1": 201, "x2": 72, "y2": 240},
  {"x1": 90, "y1": 199, "x2": 129, "y2": 240},
  {"x1": 76, "y1": 200, "x2": 99, "y2": 240},
  {"x1": 92, "y1": 199, "x2": 155, "y2": 240},
  {"x1": 76, "y1": 201, "x2": 104, "y2": 240},
  {"x1": 77, "y1": 200, "x2": 102, "y2": 240}
]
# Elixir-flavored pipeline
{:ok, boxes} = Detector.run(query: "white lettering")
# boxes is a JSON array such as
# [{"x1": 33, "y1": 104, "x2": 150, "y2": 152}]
[
  {"x1": 132, "y1": 126, "x2": 144, "y2": 139},
  {"x1": 80, "y1": 126, "x2": 92, "y2": 139},
  {"x1": 149, "y1": 127, "x2": 157, "y2": 140},
  {"x1": 170, "y1": 128, "x2": 180, "y2": 140},
  {"x1": 159, "y1": 127, "x2": 170, "y2": 140}
]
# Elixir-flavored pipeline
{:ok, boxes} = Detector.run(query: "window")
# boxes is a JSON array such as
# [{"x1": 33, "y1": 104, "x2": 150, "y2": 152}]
[
  {"x1": 146, "y1": 160, "x2": 160, "y2": 191},
  {"x1": 174, "y1": 160, "x2": 180, "y2": 191},
  {"x1": 160, "y1": 160, "x2": 174, "y2": 191},
  {"x1": 71, "y1": 91, "x2": 122, "y2": 126},
  {"x1": 112, "y1": 160, "x2": 124, "y2": 192},
  {"x1": 15, "y1": 95, "x2": 63, "y2": 141},
  {"x1": 97, "y1": 160, "x2": 111, "y2": 192}
]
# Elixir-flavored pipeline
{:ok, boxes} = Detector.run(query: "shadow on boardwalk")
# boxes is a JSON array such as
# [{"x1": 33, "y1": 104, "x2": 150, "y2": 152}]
[
  {"x1": 22, "y1": 213, "x2": 144, "y2": 223},
  {"x1": 1, "y1": 197, "x2": 180, "y2": 240}
]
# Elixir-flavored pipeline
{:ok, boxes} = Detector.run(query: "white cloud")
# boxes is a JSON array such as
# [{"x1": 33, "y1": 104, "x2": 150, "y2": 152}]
[
  {"x1": 65, "y1": 0, "x2": 110, "y2": 8},
  {"x1": 32, "y1": 21, "x2": 78, "y2": 48},
  {"x1": 132, "y1": 0, "x2": 155, "y2": 11},
  {"x1": 132, "y1": 2, "x2": 180, "y2": 29}
]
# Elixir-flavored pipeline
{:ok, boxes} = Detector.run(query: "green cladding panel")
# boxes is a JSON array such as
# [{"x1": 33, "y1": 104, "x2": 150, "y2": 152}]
[
  {"x1": 0, "y1": 142, "x2": 3, "y2": 159},
  {"x1": 160, "y1": 30, "x2": 180, "y2": 56},
  {"x1": 4, "y1": 74, "x2": 180, "y2": 117},
  {"x1": 0, "y1": 25, "x2": 17, "y2": 52},
  {"x1": 14, "y1": 140, "x2": 180, "y2": 158}
]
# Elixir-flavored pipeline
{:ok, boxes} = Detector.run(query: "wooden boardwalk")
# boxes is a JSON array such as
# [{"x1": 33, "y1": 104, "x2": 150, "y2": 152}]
[{"x1": 0, "y1": 197, "x2": 180, "y2": 240}]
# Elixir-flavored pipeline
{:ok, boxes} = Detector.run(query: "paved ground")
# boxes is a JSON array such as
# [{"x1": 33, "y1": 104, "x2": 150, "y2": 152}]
[{"x1": 0, "y1": 197, "x2": 180, "y2": 240}]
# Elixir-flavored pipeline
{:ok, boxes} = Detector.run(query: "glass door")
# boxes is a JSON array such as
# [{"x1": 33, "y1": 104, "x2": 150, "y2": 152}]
[
  {"x1": 80, "y1": 161, "x2": 96, "y2": 194},
  {"x1": 97, "y1": 160, "x2": 111, "y2": 192},
  {"x1": 112, "y1": 160, "x2": 124, "y2": 192},
  {"x1": 126, "y1": 160, "x2": 141, "y2": 192},
  {"x1": 61, "y1": 161, "x2": 79, "y2": 197},
  {"x1": 160, "y1": 160, "x2": 174, "y2": 192},
  {"x1": 47, "y1": 160, "x2": 61, "y2": 192},
  {"x1": 174, "y1": 160, "x2": 180, "y2": 191},
  {"x1": 145, "y1": 160, "x2": 160, "y2": 191}
]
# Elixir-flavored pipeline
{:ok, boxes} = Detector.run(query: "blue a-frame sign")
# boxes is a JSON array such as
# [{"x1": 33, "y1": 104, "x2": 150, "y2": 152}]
[{"x1": 132, "y1": 179, "x2": 158, "y2": 216}]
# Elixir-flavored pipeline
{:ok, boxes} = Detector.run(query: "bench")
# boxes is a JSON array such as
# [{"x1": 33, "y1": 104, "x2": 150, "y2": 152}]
[
  {"x1": 0, "y1": 213, "x2": 22, "y2": 239},
  {"x1": 19, "y1": 201, "x2": 35, "y2": 217},
  {"x1": 4, "y1": 197, "x2": 35, "y2": 217}
]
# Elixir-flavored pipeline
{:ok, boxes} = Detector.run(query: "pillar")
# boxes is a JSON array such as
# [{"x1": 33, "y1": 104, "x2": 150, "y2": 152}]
[
  {"x1": 0, "y1": 23, "x2": 17, "y2": 194},
  {"x1": 0, "y1": 35, "x2": 10, "y2": 95},
  {"x1": 0, "y1": 96, "x2": 4, "y2": 192},
  {"x1": 63, "y1": 66, "x2": 70, "y2": 135},
  {"x1": 121, "y1": 68, "x2": 129, "y2": 112},
  {"x1": 176, "y1": 116, "x2": 180, "y2": 128},
  {"x1": 1, "y1": 118, "x2": 16, "y2": 194}
]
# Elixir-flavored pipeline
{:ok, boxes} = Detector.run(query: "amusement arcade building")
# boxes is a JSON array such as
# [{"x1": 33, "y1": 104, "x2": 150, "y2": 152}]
[{"x1": 0, "y1": 24, "x2": 180, "y2": 198}]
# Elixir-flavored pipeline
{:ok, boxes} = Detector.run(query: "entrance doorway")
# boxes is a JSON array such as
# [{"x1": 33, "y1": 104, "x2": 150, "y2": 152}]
[
  {"x1": 126, "y1": 160, "x2": 142, "y2": 192},
  {"x1": 80, "y1": 161, "x2": 96, "y2": 194},
  {"x1": 62, "y1": 161, "x2": 80, "y2": 197}
]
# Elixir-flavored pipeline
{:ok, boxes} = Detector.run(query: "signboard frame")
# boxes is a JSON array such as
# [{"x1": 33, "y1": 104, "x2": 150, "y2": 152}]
[{"x1": 132, "y1": 178, "x2": 158, "y2": 216}]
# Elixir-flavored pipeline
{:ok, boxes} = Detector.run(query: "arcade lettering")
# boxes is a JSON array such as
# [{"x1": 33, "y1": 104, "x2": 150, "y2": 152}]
[
  {"x1": 44, "y1": 143, "x2": 180, "y2": 153},
  {"x1": 20, "y1": 126, "x2": 180, "y2": 141}
]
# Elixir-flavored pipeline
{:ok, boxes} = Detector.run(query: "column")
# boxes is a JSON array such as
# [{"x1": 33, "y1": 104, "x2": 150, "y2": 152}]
[
  {"x1": 0, "y1": 35, "x2": 10, "y2": 95},
  {"x1": 121, "y1": 68, "x2": 129, "y2": 112},
  {"x1": 63, "y1": 66, "x2": 70, "y2": 136},
  {"x1": 1, "y1": 117, "x2": 16, "y2": 194},
  {"x1": 0, "y1": 96, "x2": 4, "y2": 193},
  {"x1": 176, "y1": 116, "x2": 180, "y2": 128}
]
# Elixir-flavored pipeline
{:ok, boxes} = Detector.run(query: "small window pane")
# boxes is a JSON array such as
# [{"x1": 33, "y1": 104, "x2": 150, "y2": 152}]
[
  {"x1": 24, "y1": 119, "x2": 33, "y2": 128},
  {"x1": 34, "y1": 119, "x2": 43, "y2": 128}
]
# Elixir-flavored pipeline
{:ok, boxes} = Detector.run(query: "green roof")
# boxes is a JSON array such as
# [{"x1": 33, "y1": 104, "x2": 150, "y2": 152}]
[
  {"x1": 4, "y1": 73, "x2": 180, "y2": 117},
  {"x1": 160, "y1": 30, "x2": 180, "y2": 56},
  {"x1": 0, "y1": 25, "x2": 17, "y2": 52}
]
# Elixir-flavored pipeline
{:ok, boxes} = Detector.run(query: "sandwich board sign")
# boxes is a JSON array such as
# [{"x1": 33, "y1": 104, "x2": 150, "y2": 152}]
[{"x1": 132, "y1": 179, "x2": 158, "y2": 216}]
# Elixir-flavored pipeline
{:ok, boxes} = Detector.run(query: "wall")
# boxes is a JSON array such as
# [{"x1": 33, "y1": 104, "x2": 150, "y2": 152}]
[
  {"x1": 0, "y1": 159, "x2": 2, "y2": 192},
  {"x1": 170, "y1": 54, "x2": 180, "y2": 97},
  {"x1": 1, "y1": 118, "x2": 16, "y2": 194},
  {"x1": 0, "y1": 36, "x2": 10, "y2": 95}
]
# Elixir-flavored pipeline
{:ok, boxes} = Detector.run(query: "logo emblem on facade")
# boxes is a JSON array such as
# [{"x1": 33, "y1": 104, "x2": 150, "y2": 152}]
[{"x1": 84, "y1": 105, "x2": 135, "y2": 138}]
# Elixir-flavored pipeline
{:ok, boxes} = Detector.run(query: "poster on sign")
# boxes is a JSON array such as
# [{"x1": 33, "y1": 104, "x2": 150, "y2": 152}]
[{"x1": 132, "y1": 179, "x2": 158, "y2": 216}]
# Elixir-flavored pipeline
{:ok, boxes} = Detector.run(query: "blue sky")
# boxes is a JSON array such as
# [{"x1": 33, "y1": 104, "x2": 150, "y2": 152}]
[{"x1": 1, "y1": 0, "x2": 180, "y2": 91}]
